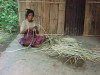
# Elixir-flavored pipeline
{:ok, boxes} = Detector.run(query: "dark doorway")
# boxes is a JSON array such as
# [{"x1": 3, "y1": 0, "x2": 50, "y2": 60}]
[{"x1": 64, "y1": 0, "x2": 86, "y2": 35}]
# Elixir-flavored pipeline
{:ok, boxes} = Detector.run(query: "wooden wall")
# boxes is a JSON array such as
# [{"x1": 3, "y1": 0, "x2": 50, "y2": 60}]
[
  {"x1": 18, "y1": 0, "x2": 66, "y2": 34},
  {"x1": 18, "y1": 0, "x2": 100, "y2": 35},
  {"x1": 84, "y1": 0, "x2": 100, "y2": 36}
]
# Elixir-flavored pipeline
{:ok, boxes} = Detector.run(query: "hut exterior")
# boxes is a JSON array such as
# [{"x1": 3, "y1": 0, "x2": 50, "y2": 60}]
[
  {"x1": 18, "y1": 0, "x2": 66, "y2": 34},
  {"x1": 18, "y1": 0, "x2": 100, "y2": 36}
]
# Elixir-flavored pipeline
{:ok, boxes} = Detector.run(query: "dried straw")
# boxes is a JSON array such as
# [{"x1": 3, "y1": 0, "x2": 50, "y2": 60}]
[{"x1": 40, "y1": 35, "x2": 100, "y2": 67}]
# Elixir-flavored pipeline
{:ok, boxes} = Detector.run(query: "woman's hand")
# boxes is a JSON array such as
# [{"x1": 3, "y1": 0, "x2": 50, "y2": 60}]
[
  {"x1": 29, "y1": 26, "x2": 37, "y2": 30},
  {"x1": 34, "y1": 26, "x2": 38, "y2": 30},
  {"x1": 28, "y1": 26, "x2": 39, "y2": 34},
  {"x1": 20, "y1": 29, "x2": 28, "y2": 34}
]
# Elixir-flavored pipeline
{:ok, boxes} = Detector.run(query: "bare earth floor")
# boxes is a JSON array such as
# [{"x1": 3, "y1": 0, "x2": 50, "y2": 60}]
[{"x1": 0, "y1": 35, "x2": 100, "y2": 75}]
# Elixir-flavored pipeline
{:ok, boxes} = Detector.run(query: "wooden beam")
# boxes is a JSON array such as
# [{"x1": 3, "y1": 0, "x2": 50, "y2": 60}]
[
  {"x1": 87, "y1": 1, "x2": 100, "y2": 4},
  {"x1": 19, "y1": 1, "x2": 65, "y2": 4}
]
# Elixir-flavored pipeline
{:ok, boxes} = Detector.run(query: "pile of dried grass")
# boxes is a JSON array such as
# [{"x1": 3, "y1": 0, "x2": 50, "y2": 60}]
[{"x1": 40, "y1": 35, "x2": 100, "y2": 67}]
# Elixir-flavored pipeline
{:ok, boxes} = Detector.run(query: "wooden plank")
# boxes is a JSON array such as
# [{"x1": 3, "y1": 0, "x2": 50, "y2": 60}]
[
  {"x1": 51, "y1": 0, "x2": 59, "y2": 2},
  {"x1": 57, "y1": 10, "x2": 65, "y2": 34},
  {"x1": 59, "y1": 0, "x2": 66, "y2": 11},
  {"x1": 49, "y1": 20, "x2": 58, "y2": 34},
  {"x1": 19, "y1": 2, "x2": 26, "y2": 12},
  {"x1": 49, "y1": 3, "x2": 59, "y2": 34},
  {"x1": 50, "y1": 4, "x2": 58, "y2": 20},
  {"x1": 59, "y1": 3, "x2": 65, "y2": 11},
  {"x1": 26, "y1": 0, "x2": 31, "y2": 9},
  {"x1": 31, "y1": 3, "x2": 38, "y2": 16},
  {"x1": 57, "y1": 0, "x2": 65, "y2": 34},
  {"x1": 37, "y1": 0, "x2": 43, "y2": 17},
  {"x1": 19, "y1": 1, "x2": 65, "y2": 4},
  {"x1": 18, "y1": 0, "x2": 26, "y2": 26},
  {"x1": 42, "y1": 0, "x2": 51, "y2": 34},
  {"x1": 94, "y1": 4, "x2": 100, "y2": 35},
  {"x1": 37, "y1": 0, "x2": 44, "y2": 34},
  {"x1": 19, "y1": 12, "x2": 25, "y2": 24}
]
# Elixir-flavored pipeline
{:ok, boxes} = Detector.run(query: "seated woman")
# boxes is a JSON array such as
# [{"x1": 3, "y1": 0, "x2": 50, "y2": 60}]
[{"x1": 19, "y1": 9, "x2": 46, "y2": 47}]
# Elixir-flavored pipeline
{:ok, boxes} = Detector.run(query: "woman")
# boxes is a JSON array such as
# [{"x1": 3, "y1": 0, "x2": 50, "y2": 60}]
[{"x1": 19, "y1": 9, "x2": 46, "y2": 47}]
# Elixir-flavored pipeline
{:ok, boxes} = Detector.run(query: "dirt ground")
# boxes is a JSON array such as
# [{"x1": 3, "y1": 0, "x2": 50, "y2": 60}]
[
  {"x1": 0, "y1": 35, "x2": 100, "y2": 75},
  {"x1": 0, "y1": 32, "x2": 17, "y2": 52},
  {"x1": 72, "y1": 36, "x2": 100, "y2": 50}
]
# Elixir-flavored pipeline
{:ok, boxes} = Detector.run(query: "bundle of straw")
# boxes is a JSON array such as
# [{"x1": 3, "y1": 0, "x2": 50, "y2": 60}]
[{"x1": 40, "y1": 35, "x2": 100, "y2": 67}]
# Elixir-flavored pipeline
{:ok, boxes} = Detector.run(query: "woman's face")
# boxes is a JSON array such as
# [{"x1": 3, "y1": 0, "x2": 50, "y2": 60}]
[{"x1": 27, "y1": 13, "x2": 34, "y2": 22}]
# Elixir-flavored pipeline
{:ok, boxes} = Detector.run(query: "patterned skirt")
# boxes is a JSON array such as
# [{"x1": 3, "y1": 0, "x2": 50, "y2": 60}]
[{"x1": 19, "y1": 32, "x2": 46, "y2": 47}]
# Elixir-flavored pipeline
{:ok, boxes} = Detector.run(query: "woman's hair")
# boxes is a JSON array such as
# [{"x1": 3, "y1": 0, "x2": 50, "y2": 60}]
[{"x1": 25, "y1": 9, "x2": 34, "y2": 18}]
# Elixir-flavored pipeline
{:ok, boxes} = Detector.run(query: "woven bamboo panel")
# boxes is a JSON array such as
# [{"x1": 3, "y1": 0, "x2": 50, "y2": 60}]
[{"x1": 18, "y1": 0, "x2": 66, "y2": 34}]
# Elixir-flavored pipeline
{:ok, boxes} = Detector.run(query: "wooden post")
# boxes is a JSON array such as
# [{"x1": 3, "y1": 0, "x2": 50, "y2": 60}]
[{"x1": 83, "y1": 0, "x2": 91, "y2": 36}]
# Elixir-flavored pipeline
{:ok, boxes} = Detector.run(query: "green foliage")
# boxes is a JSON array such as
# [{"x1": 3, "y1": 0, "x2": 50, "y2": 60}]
[{"x1": 0, "y1": 0, "x2": 19, "y2": 33}]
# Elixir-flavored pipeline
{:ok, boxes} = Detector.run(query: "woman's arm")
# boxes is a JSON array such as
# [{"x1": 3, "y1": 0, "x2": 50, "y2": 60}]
[
  {"x1": 20, "y1": 29, "x2": 28, "y2": 34},
  {"x1": 20, "y1": 21, "x2": 28, "y2": 34}
]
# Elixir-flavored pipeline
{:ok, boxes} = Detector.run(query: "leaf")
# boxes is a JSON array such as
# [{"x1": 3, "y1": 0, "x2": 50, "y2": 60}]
[{"x1": 0, "y1": 0, "x2": 19, "y2": 33}]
